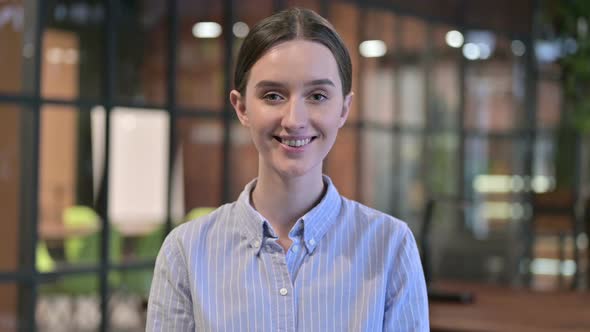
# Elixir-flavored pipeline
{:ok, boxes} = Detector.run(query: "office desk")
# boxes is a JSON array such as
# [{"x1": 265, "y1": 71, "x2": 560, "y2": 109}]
[{"x1": 429, "y1": 281, "x2": 590, "y2": 332}]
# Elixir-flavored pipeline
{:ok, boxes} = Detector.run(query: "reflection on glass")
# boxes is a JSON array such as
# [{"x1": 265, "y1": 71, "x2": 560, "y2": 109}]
[
  {"x1": 361, "y1": 130, "x2": 393, "y2": 213},
  {"x1": 0, "y1": 105, "x2": 21, "y2": 271},
  {"x1": 325, "y1": 127, "x2": 357, "y2": 200}
]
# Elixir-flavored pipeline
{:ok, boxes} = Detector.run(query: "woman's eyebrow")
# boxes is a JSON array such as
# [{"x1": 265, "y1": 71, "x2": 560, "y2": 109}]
[
  {"x1": 254, "y1": 79, "x2": 335, "y2": 89},
  {"x1": 304, "y1": 79, "x2": 335, "y2": 87},
  {"x1": 254, "y1": 80, "x2": 285, "y2": 89}
]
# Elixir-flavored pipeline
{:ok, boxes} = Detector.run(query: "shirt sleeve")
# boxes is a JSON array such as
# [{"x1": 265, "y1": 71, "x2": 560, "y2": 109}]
[
  {"x1": 383, "y1": 225, "x2": 430, "y2": 331},
  {"x1": 146, "y1": 231, "x2": 195, "y2": 331}
]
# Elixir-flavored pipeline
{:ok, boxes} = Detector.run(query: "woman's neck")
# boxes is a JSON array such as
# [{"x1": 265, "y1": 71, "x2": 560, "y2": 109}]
[{"x1": 251, "y1": 166, "x2": 325, "y2": 240}]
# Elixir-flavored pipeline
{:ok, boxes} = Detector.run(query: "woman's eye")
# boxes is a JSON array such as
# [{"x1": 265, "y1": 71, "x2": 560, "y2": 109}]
[
  {"x1": 310, "y1": 93, "x2": 328, "y2": 102},
  {"x1": 263, "y1": 93, "x2": 283, "y2": 102}
]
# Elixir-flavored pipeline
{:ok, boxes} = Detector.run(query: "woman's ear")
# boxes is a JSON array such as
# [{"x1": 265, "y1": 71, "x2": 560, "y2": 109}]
[
  {"x1": 230, "y1": 90, "x2": 249, "y2": 127},
  {"x1": 339, "y1": 92, "x2": 354, "y2": 128}
]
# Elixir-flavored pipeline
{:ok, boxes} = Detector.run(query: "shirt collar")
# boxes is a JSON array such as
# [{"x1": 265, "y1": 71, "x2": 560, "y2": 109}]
[{"x1": 235, "y1": 175, "x2": 342, "y2": 254}]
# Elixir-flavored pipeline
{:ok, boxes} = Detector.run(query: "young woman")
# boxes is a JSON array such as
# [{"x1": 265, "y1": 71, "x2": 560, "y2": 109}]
[{"x1": 147, "y1": 8, "x2": 428, "y2": 331}]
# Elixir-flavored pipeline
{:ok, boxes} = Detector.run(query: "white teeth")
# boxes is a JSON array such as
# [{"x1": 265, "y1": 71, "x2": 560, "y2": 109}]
[{"x1": 281, "y1": 138, "x2": 312, "y2": 147}]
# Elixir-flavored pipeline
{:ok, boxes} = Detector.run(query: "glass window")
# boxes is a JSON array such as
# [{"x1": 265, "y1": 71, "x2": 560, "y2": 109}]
[
  {"x1": 37, "y1": 275, "x2": 101, "y2": 331},
  {"x1": 45, "y1": 0, "x2": 106, "y2": 100},
  {"x1": 426, "y1": 132, "x2": 459, "y2": 196},
  {"x1": 325, "y1": 126, "x2": 358, "y2": 200},
  {"x1": 330, "y1": 2, "x2": 360, "y2": 122},
  {"x1": 431, "y1": 60, "x2": 460, "y2": 130},
  {"x1": 361, "y1": 130, "x2": 394, "y2": 213},
  {"x1": 464, "y1": 32, "x2": 524, "y2": 131},
  {"x1": 0, "y1": 0, "x2": 29, "y2": 94},
  {"x1": 537, "y1": 80, "x2": 562, "y2": 129},
  {"x1": 401, "y1": 16, "x2": 427, "y2": 53},
  {"x1": 115, "y1": 0, "x2": 168, "y2": 106},
  {"x1": 0, "y1": 104, "x2": 23, "y2": 271},
  {"x1": 229, "y1": 121, "x2": 258, "y2": 201},
  {"x1": 180, "y1": 117, "x2": 224, "y2": 207},
  {"x1": 361, "y1": 10, "x2": 398, "y2": 125},
  {"x1": 176, "y1": 1, "x2": 225, "y2": 110},
  {"x1": 396, "y1": 133, "x2": 425, "y2": 231},
  {"x1": 0, "y1": 282, "x2": 25, "y2": 331}
]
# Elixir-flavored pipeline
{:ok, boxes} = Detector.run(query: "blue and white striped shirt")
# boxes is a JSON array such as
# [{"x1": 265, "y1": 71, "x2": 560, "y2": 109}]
[{"x1": 147, "y1": 175, "x2": 429, "y2": 331}]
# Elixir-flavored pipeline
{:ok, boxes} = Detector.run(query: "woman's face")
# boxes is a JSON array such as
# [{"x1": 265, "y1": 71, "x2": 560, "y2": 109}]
[{"x1": 231, "y1": 39, "x2": 353, "y2": 179}]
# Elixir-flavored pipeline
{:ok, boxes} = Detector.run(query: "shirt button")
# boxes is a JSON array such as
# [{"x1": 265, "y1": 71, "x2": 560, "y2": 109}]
[
  {"x1": 252, "y1": 240, "x2": 261, "y2": 248},
  {"x1": 291, "y1": 244, "x2": 299, "y2": 253},
  {"x1": 279, "y1": 288, "x2": 288, "y2": 296},
  {"x1": 309, "y1": 239, "x2": 316, "y2": 246}
]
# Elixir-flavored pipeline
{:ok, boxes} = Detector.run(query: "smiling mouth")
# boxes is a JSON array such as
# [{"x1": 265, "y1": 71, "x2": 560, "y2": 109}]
[{"x1": 274, "y1": 136, "x2": 317, "y2": 147}]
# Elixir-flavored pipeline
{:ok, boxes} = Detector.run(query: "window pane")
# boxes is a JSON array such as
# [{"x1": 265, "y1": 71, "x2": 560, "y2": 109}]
[
  {"x1": 464, "y1": 33, "x2": 523, "y2": 131},
  {"x1": 399, "y1": 65, "x2": 426, "y2": 127},
  {"x1": 431, "y1": 60, "x2": 460, "y2": 130},
  {"x1": 361, "y1": 130, "x2": 393, "y2": 214},
  {"x1": 37, "y1": 274, "x2": 102, "y2": 331},
  {"x1": 396, "y1": 133, "x2": 425, "y2": 231},
  {"x1": 361, "y1": 10, "x2": 398, "y2": 125},
  {"x1": 330, "y1": 2, "x2": 360, "y2": 122},
  {"x1": 230, "y1": 121, "x2": 258, "y2": 201},
  {"x1": 537, "y1": 80, "x2": 561, "y2": 129},
  {"x1": 1, "y1": 0, "x2": 41, "y2": 96},
  {"x1": 115, "y1": 0, "x2": 167, "y2": 106},
  {"x1": 180, "y1": 117, "x2": 223, "y2": 207},
  {"x1": 111, "y1": 270, "x2": 152, "y2": 331},
  {"x1": 45, "y1": 1, "x2": 105, "y2": 100},
  {"x1": 465, "y1": 137, "x2": 529, "y2": 236},
  {"x1": 426, "y1": 132, "x2": 459, "y2": 196},
  {"x1": 325, "y1": 126, "x2": 358, "y2": 200},
  {"x1": 401, "y1": 16, "x2": 427, "y2": 53},
  {"x1": 38, "y1": 106, "x2": 100, "y2": 268},
  {"x1": 177, "y1": 1, "x2": 224, "y2": 110},
  {"x1": 0, "y1": 104, "x2": 24, "y2": 271},
  {"x1": 0, "y1": 282, "x2": 25, "y2": 331}
]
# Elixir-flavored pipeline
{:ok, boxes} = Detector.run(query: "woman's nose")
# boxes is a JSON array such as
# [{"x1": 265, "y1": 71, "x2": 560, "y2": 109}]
[{"x1": 281, "y1": 99, "x2": 308, "y2": 130}]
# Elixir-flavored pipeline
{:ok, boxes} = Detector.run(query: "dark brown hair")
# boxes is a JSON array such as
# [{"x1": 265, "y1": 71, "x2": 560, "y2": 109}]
[{"x1": 233, "y1": 8, "x2": 352, "y2": 96}]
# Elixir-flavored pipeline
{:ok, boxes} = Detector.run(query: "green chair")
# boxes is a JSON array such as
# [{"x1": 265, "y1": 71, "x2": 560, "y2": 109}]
[
  {"x1": 119, "y1": 207, "x2": 215, "y2": 298},
  {"x1": 184, "y1": 207, "x2": 215, "y2": 223},
  {"x1": 120, "y1": 224, "x2": 165, "y2": 298},
  {"x1": 60, "y1": 206, "x2": 122, "y2": 294},
  {"x1": 37, "y1": 241, "x2": 56, "y2": 273}
]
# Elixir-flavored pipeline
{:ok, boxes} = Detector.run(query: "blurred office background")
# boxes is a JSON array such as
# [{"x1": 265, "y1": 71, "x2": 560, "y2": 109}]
[{"x1": 1, "y1": 0, "x2": 589, "y2": 331}]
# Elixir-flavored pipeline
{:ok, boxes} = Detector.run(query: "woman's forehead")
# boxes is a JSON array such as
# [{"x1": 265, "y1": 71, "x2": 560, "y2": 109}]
[{"x1": 247, "y1": 40, "x2": 341, "y2": 89}]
